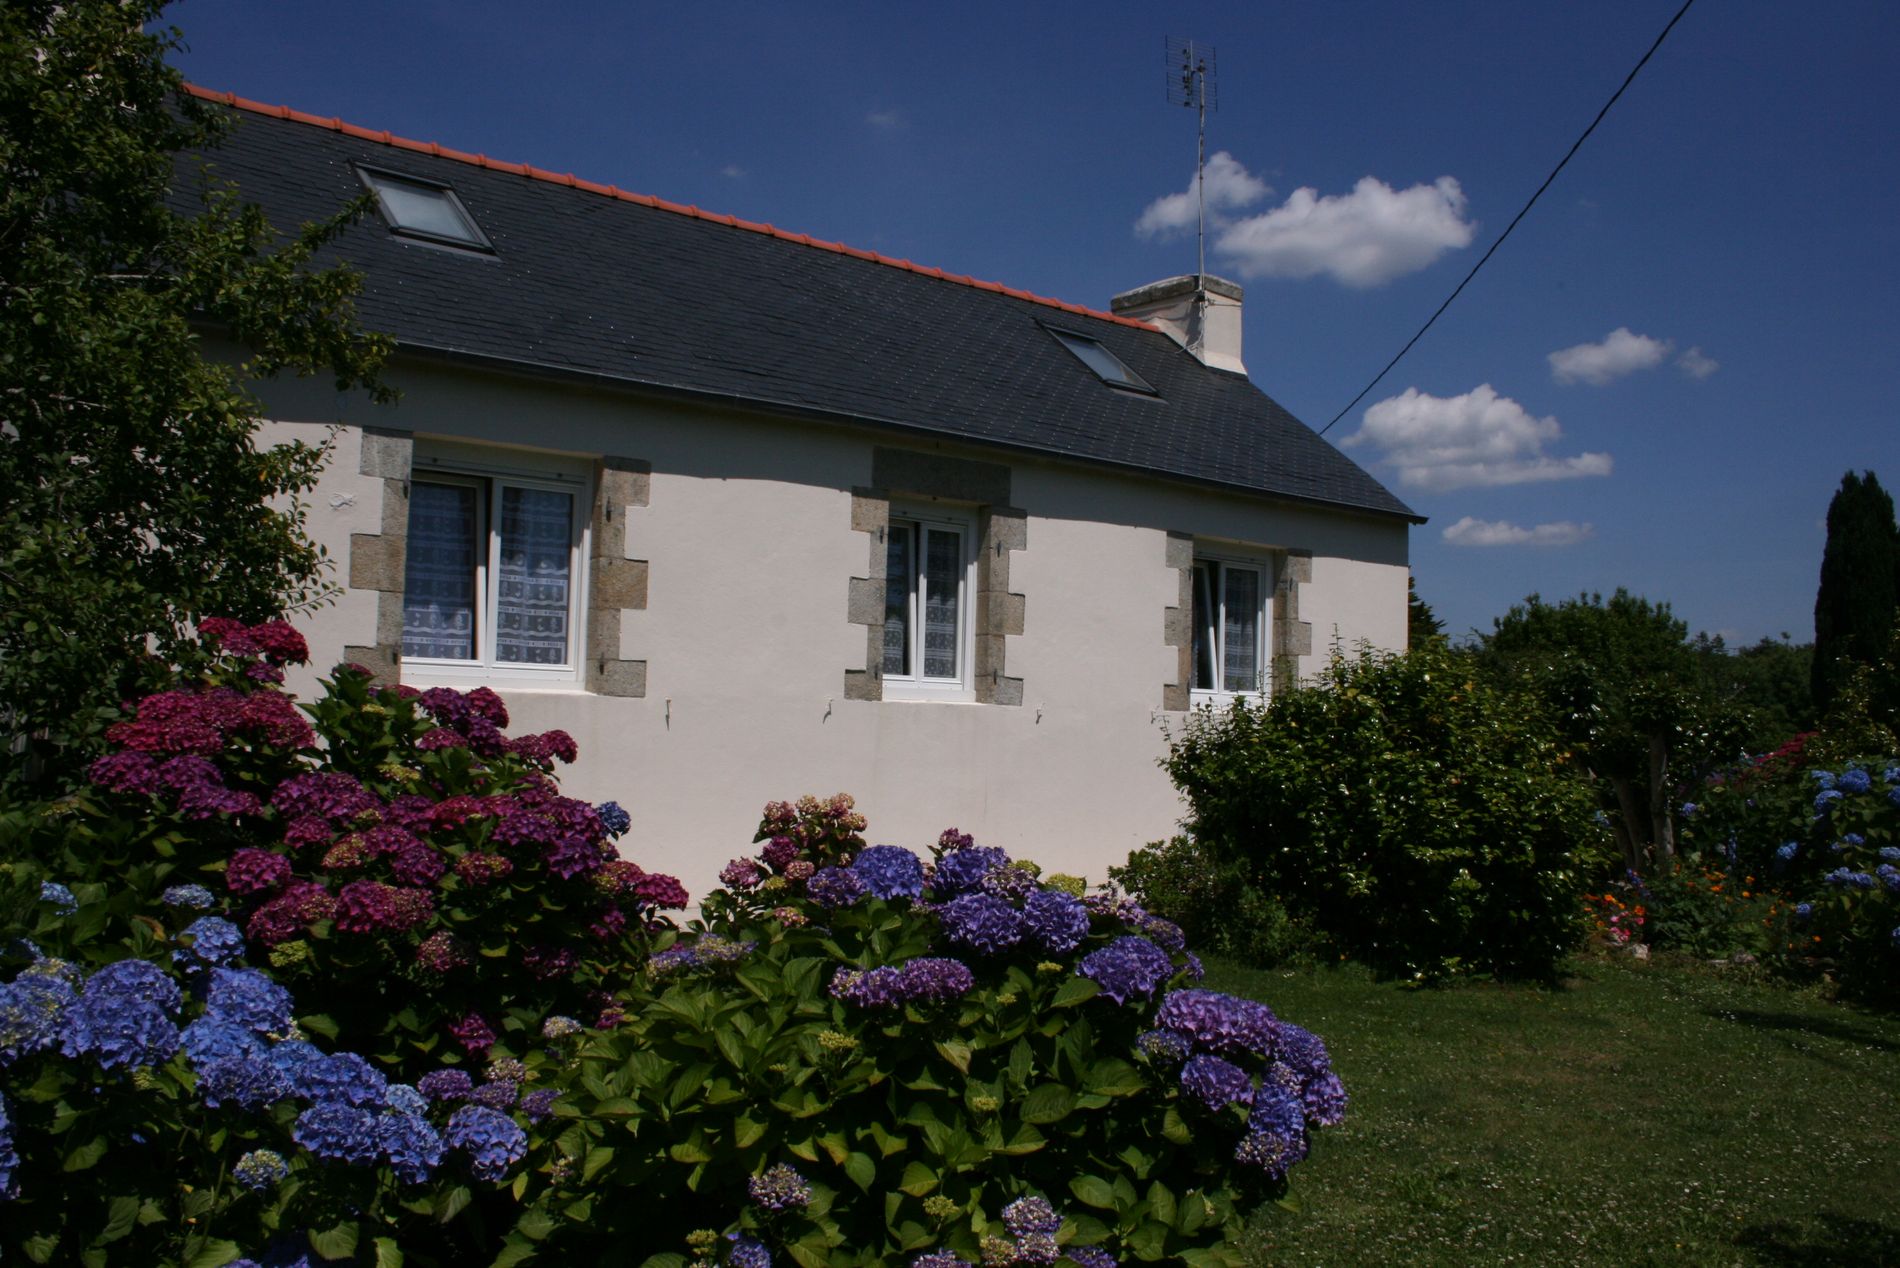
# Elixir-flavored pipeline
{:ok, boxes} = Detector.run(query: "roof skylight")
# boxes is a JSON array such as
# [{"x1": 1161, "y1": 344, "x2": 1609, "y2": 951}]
[
  {"x1": 1048, "y1": 328, "x2": 1154, "y2": 393},
  {"x1": 357, "y1": 167, "x2": 491, "y2": 250}
]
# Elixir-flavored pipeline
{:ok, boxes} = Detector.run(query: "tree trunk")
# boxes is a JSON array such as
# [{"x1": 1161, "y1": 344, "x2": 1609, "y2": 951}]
[
  {"x1": 1647, "y1": 735, "x2": 1675, "y2": 862},
  {"x1": 1610, "y1": 776, "x2": 1647, "y2": 872}
]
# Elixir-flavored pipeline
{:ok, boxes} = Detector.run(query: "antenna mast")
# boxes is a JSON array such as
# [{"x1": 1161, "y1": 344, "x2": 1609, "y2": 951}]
[{"x1": 1166, "y1": 37, "x2": 1217, "y2": 351}]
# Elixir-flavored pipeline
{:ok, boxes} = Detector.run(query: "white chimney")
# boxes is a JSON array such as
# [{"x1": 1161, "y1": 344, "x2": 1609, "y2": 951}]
[{"x1": 1109, "y1": 274, "x2": 1245, "y2": 375}]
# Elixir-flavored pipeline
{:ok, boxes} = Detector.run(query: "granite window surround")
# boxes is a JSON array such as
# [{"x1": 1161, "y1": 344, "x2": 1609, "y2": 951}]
[
  {"x1": 344, "y1": 427, "x2": 649, "y2": 696},
  {"x1": 845, "y1": 447, "x2": 1026, "y2": 705},
  {"x1": 1162, "y1": 533, "x2": 1311, "y2": 711}
]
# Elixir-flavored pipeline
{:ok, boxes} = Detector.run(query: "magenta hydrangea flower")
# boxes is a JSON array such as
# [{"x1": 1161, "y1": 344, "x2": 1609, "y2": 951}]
[
  {"x1": 226, "y1": 847, "x2": 292, "y2": 896},
  {"x1": 449, "y1": 1013, "x2": 496, "y2": 1055}
]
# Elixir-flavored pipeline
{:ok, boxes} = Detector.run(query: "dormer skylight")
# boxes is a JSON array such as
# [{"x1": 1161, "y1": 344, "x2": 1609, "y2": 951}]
[
  {"x1": 357, "y1": 167, "x2": 492, "y2": 251},
  {"x1": 1047, "y1": 327, "x2": 1155, "y2": 393}
]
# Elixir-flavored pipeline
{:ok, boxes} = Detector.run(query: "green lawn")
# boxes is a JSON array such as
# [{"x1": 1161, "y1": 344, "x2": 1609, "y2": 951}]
[{"x1": 1209, "y1": 955, "x2": 1900, "y2": 1267}]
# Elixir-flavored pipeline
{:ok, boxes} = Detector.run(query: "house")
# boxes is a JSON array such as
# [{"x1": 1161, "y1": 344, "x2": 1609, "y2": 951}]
[{"x1": 179, "y1": 86, "x2": 1421, "y2": 899}]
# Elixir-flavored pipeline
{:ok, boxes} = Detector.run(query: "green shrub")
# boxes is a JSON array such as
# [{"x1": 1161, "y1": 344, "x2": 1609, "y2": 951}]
[
  {"x1": 1109, "y1": 837, "x2": 1316, "y2": 967},
  {"x1": 1164, "y1": 643, "x2": 1601, "y2": 981},
  {"x1": 544, "y1": 799, "x2": 1350, "y2": 1266}
]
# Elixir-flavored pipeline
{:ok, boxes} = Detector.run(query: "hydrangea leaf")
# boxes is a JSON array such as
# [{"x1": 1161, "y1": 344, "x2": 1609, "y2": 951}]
[
  {"x1": 1050, "y1": 977, "x2": 1100, "y2": 1008},
  {"x1": 897, "y1": 1160, "x2": 938, "y2": 1197},
  {"x1": 308, "y1": 1221, "x2": 360, "y2": 1260},
  {"x1": 842, "y1": 1150, "x2": 877, "y2": 1192},
  {"x1": 182, "y1": 1240, "x2": 243, "y2": 1268},
  {"x1": 373, "y1": 1237, "x2": 404, "y2": 1268},
  {"x1": 934, "y1": 1038, "x2": 972, "y2": 1073},
  {"x1": 1019, "y1": 1083, "x2": 1076, "y2": 1125},
  {"x1": 60, "y1": 1136, "x2": 107, "y2": 1173},
  {"x1": 1069, "y1": 1174, "x2": 1117, "y2": 1210}
]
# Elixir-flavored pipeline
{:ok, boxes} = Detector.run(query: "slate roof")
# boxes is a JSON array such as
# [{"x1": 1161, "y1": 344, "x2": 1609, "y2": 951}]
[{"x1": 179, "y1": 87, "x2": 1418, "y2": 522}]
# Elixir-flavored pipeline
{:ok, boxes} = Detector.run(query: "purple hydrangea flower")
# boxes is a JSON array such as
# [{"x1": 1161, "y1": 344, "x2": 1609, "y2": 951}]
[
  {"x1": 293, "y1": 1102, "x2": 381, "y2": 1165},
  {"x1": 1137, "y1": 1028, "x2": 1192, "y2": 1066},
  {"x1": 806, "y1": 866, "x2": 869, "y2": 908},
  {"x1": 897, "y1": 957, "x2": 974, "y2": 1004},
  {"x1": 851, "y1": 845, "x2": 927, "y2": 900},
  {"x1": 0, "y1": 1092, "x2": 14, "y2": 1199},
  {"x1": 1014, "y1": 1232, "x2": 1060, "y2": 1264},
  {"x1": 469, "y1": 1079, "x2": 519, "y2": 1110},
  {"x1": 1234, "y1": 1085, "x2": 1308, "y2": 1181},
  {"x1": 418, "y1": 1068, "x2": 474, "y2": 1102},
  {"x1": 938, "y1": 892, "x2": 1024, "y2": 956},
  {"x1": 1153, "y1": 990, "x2": 1279, "y2": 1061},
  {"x1": 1022, "y1": 889, "x2": 1089, "y2": 955},
  {"x1": 521, "y1": 1088, "x2": 561, "y2": 1123},
  {"x1": 1066, "y1": 1250, "x2": 1117, "y2": 1268},
  {"x1": 1139, "y1": 917, "x2": 1187, "y2": 954},
  {"x1": 1076, "y1": 937, "x2": 1174, "y2": 1005},
  {"x1": 831, "y1": 965, "x2": 907, "y2": 1009},
  {"x1": 726, "y1": 1235, "x2": 772, "y2": 1268},
  {"x1": 446, "y1": 1105, "x2": 528, "y2": 1182},
  {"x1": 911, "y1": 1256, "x2": 975, "y2": 1268},
  {"x1": 1273, "y1": 1022, "x2": 1348, "y2": 1126},
  {"x1": 981, "y1": 865, "x2": 1039, "y2": 902},
  {"x1": 1180, "y1": 1053, "x2": 1255, "y2": 1111},
  {"x1": 749, "y1": 1162, "x2": 814, "y2": 1212},
  {"x1": 933, "y1": 846, "x2": 1009, "y2": 896},
  {"x1": 1002, "y1": 1196, "x2": 1060, "y2": 1237}
]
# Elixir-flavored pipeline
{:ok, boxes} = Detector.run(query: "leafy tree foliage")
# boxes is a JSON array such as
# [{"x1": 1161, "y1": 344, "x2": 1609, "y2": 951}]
[
  {"x1": 1812, "y1": 470, "x2": 1900, "y2": 712},
  {"x1": 1691, "y1": 632, "x2": 1815, "y2": 755},
  {"x1": 0, "y1": 0, "x2": 390, "y2": 786},
  {"x1": 1478, "y1": 590, "x2": 1747, "y2": 870},
  {"x1": 1406, "y1": 574, "x2": 1444, "y2": 647}
]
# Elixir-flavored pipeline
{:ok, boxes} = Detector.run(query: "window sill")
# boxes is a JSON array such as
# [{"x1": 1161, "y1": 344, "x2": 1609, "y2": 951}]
[{"x1": 881, "y1": 681, "x2": 978, "y2": 704}]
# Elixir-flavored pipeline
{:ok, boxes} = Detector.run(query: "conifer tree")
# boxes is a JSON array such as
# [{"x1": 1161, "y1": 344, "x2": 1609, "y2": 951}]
[{"x1": 1811, "y1": 471, "x2": 1900, "y2": 712}]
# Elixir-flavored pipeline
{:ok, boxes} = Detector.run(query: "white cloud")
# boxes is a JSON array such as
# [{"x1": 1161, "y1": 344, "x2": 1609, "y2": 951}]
[
  {"x1": 720, "y1": 164, "x2": 745, "y2": 180},
  {"x1": 1442, "y1": 517, "x2": 1594, "y2": 547},
  {"x1": 1343, "y1": 384, "x2": 1613, "y2": 492},
  {"x1": 1134, "y1": 151, "x2": 1272, "y2": 239},
  {"x1": 865, "y1": 108, "x2": 905, "y2": 131},
  {"x1": 1212, "y1": 175, "x2": 1476, "y2": 287},
  {"x1": 1548, "y1": 327, "x2": 1673, "y2": 385},
  {"x1": 1677, "y1": 346, "x2": 1719, "y2": 379}
]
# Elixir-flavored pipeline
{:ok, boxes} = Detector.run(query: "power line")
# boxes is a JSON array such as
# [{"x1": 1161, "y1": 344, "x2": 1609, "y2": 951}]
[{"x1": 1317, "y1": 0, "x2": 1698, "y2": 438}]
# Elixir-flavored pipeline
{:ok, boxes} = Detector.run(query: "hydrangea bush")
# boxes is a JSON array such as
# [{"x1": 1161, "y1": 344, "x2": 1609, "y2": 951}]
[
  {"x1": 532, "y1": 796, "x2": 1346, "y2": 1266},
  {"x1": 1680, "y1": 751, "x2": 1900, "y2": 1001}
]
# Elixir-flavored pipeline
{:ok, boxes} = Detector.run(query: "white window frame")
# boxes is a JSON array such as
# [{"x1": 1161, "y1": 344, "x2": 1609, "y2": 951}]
[
  {"x1": 1190, "y1": 551, "x2": 1273, "y2": 703},
  {"x1": 881, "y1": 505, "x2": 977, "y2": 703},
  {"x1": 399, "y1": 443, "x2": 592, "y2": 691}
]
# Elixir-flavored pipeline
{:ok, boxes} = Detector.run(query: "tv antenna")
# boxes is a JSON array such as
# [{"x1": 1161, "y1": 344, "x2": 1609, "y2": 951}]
[{"x1": 1165, "y1": 36, "x2": 1218, "y2": 282}]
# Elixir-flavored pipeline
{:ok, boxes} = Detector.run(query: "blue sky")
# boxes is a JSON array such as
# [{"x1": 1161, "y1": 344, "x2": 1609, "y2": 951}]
[{"x1": 169, "y1": 0, "x2": 1899, "y2": 646}]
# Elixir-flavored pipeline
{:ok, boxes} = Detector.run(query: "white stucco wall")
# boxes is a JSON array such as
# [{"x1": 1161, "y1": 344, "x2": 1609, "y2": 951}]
[{"x1": 245, "y1": 357, "x2": 1409, "y2": 902}]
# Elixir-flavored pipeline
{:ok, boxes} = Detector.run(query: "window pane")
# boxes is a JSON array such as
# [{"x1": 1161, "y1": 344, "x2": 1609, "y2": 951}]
[
  {"x1": 922, "y1": 527, "x2": 961, "y2": 679},
  {"x1": 495, "y1": 486, "x2": 573, "y2": 665},
  {"x1": 369, "y1": 175, "x2": 483, "y2": 243},
  {"x1": 402, "y1": 482, "x2": 479, "y2": 660},
  {"x1": 1222, "y1": 567, "x2": 1260, "y2": 693},
  {"x1": 882, "y1": 524, "x2": 912, "y2": 677},
  {"x1": 1192, "y1": 562, "x2": 1217, "y2": 691}
]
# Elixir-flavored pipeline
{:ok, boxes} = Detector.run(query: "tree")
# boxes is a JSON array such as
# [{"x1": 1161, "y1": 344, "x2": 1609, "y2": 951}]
[
  {"x1": 0, "y1": 1, "x2": 391, "y2": 786},
  {"x1": 1812, "y1": 470, "x2": 1900, "y2": 712},
  {"x1": 1407, "y1": 573, "x2": 1445, "y2": 647},
  {"x1": 1479, "y1": 590, "x2": 1748, "y2": 871}
]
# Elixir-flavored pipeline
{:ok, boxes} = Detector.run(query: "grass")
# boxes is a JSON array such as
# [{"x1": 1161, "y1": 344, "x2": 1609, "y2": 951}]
[{"x1": 1208, "y1": 953, "x2": 1900, "y2": 1267}]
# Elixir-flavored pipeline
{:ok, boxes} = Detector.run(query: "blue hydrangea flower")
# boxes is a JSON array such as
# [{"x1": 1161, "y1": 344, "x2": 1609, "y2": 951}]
[
  {"x1": 1875, "y1": 864, "x2": 1900, "y2": 894},
  {"x1": 445, "y1": 1104, "x2": 528, "y2": 1183},
  {"x1": 1234, "y1": 1085, "x2": 1308, "y2": 1181},
  {"x1": 1775, "y1": 841, "x2": 1800, "y2": 866},
  {"x1": 204, "y1": 967, "x2": 293, "y2": 1035},
  {"x1": 806, "y1": 866, "x2": 868, "y2": 909},
  {"x1": 61, "y1": 960, "x2": 182, "y2": 1070},
  {"x1": 1180, "y1": 1053, "x2": 1254, "y2": 1111},
  {"x1": 1841, "y1": 833, "x2": 1866, "y2": 847},
  {"x1": 938, "y1": 892, "x2": 1024, "y2": 956},
  {"x1": 1153, "y1": 989, "x2": 1278, "y2": 1061},
  {"x1": 266, "y1": 1039, "x2": 324, "y2": 1085},
  {"x1": 0, "y1": 962, "x2": 78, "y2": 1067},
  {"x1": 1815, "y1": 789, "x2": 1844, "y2": 814},
  {"x1": 1001, "y1": 1196, "x2": 1060, "y2": 1237},
  {"x1": 1137, "y1": 1028, "x2": 1193, "y2": 1066},
  {"x1": 1880, "y1": 847, "x2": 1900, "y2": 862},
  {"x1": 1022, "y1": 889, "x2": 1089, "y2": 955},
  {"x1": 726, "y1": 1234, "x2": 772, "y2": 1268},
  {"x1": 1794, "y1": 903, "x2": 1813, "y2": 921},
  {"x1": 294, "y1": 1051, "x2": 389, "y2": 1107},
  {"x1": 0, "y1": 1091, "x2": 18, "y2": 1199},
  {"x1": 1889, "y1": 787, "x2": 1900, "y2": 809},
  {"x1": 378, "y1": 1110, "x2": 446, "y2": 1185},
  {"x1": 1838, "y1": 769, "x2": 1872, "y2": 795},
  {"x1": 932, "y1": 846, "x2": 1009, "y2": 896},
  {"x1": 197, "y1": 1050, "x2": 294, "y2": 1110},
  {"x1": 595, "y1": 801, "x2": 631, "y2": 838},
  {"x1": 38, "y1": 883, "x2": 77, "y2": 916},
  {"x1": 1810, "y1": 769, "x2": 1838, "y2": 790},
  {"x1": 1823, "y1": 868, "x2": 1875, "y2": 890},
  {"x1": 176, "y1": 918, "x2": 248, "y2": 973},
  {"x1": 293, "y1": 1102, "x2": 381, "y2": 1165},
  {"x1": 162, "y1": 884, "x2": 217, "y2": 910},
  {"x1": 232, "y1": 1149, "x2": 289, "y2": 1191},
  {"x1": 1680, "y1": 802, "x2": 1698, "y2": 817},
  {"x1": 385, "y1": 1083, "x2": 428, "y2": 1116},
  {"x1": 1076, "y1": 936, "x2": 1174, "y2": 1005},
  {"x1": 850, "y1": 845, "x2": 926, "y2": 900}
]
